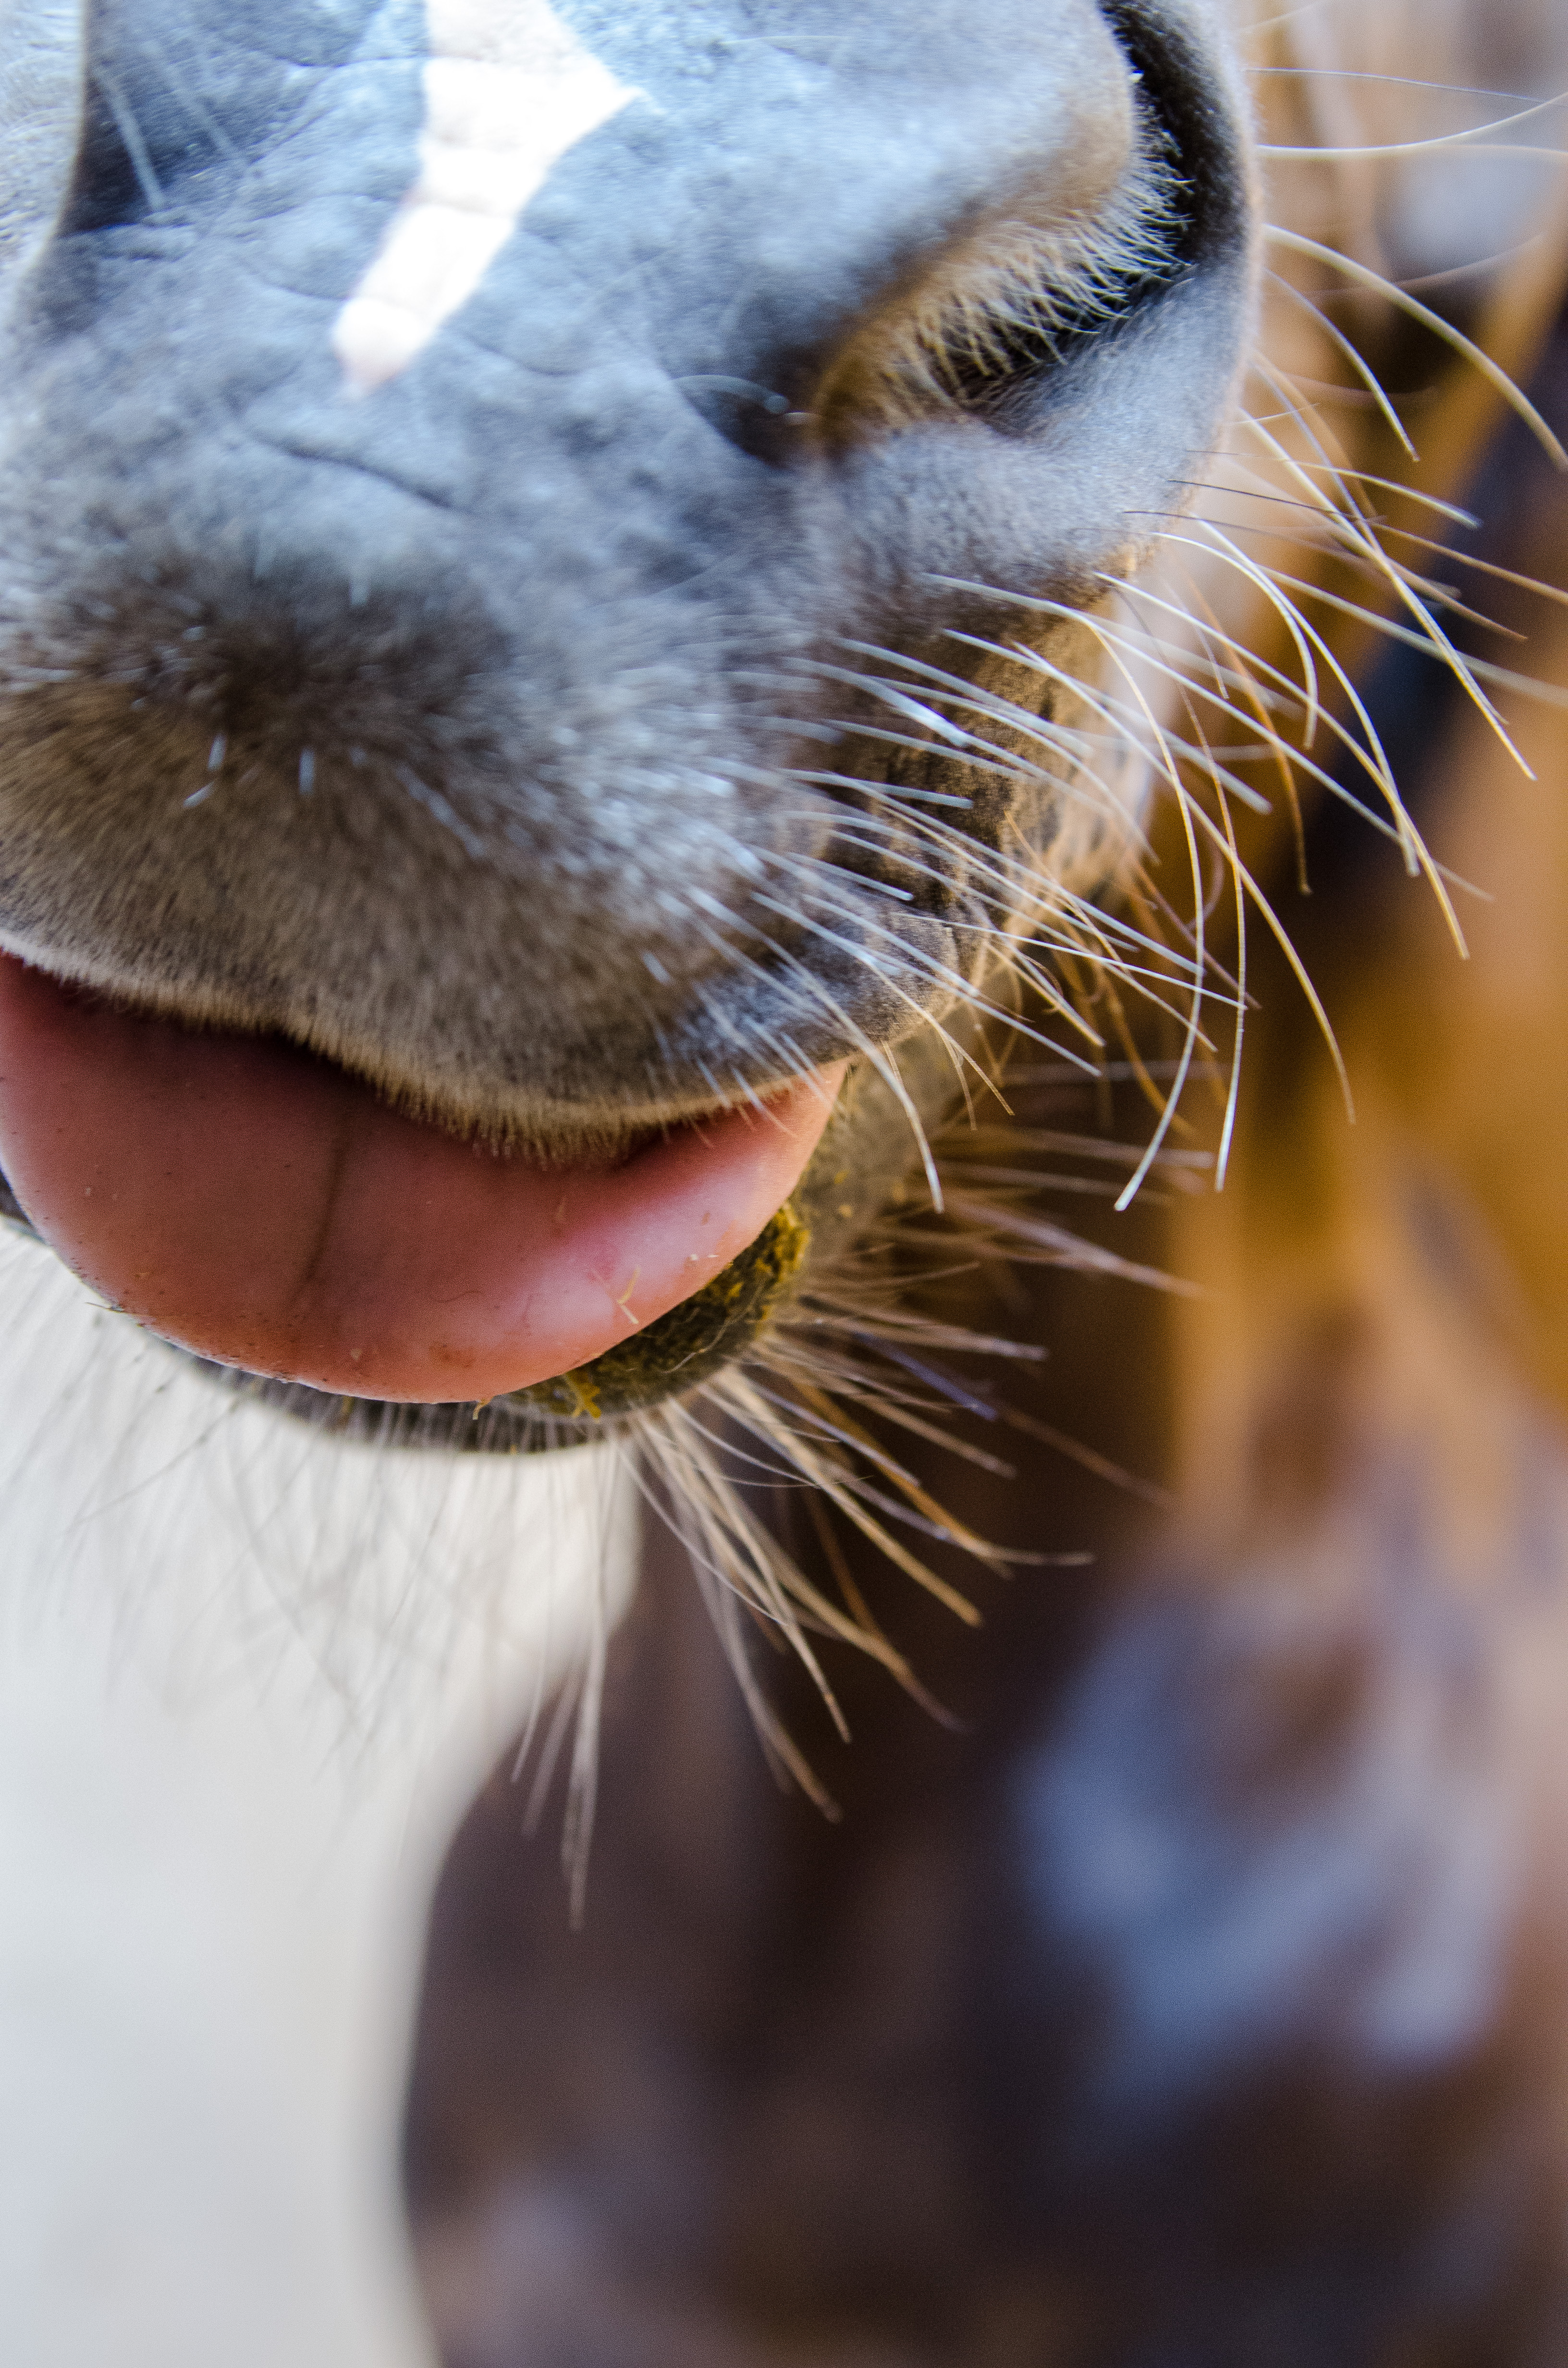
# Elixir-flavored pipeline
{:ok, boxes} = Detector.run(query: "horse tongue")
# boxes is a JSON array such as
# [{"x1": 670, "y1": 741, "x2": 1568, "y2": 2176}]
[{"x1": 0, "y1": 956, "x2": 839, "y2": 1404}]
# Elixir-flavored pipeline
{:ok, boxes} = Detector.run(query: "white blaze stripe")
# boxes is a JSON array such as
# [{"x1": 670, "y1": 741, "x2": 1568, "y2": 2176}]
[{"x1": 333, "y1": 0, "x2": 638, "y2": 394}]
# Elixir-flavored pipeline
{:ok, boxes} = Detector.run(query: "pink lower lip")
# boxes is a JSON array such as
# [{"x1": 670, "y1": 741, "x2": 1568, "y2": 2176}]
[{"x1": 0, "y1": 955, "x2": 842, "y2": 1403}]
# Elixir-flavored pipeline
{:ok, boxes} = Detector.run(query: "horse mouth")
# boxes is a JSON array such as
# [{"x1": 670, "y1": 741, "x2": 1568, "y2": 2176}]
[{"x1": 0, "y1": 954, "x2": 841, "y2": 1406}]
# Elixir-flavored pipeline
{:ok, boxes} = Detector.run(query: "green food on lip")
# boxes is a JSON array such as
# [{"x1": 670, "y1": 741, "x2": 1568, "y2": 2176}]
[
  {"x1": 513, "y1": 1197, "x2": 810, "y2": 1423},
  {"x1": 120, "y1": 1194, "x2": 820, "y2": 1451}
]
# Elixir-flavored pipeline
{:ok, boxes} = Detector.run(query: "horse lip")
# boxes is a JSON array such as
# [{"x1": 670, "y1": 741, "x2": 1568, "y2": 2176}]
[{"x1": 0, "y1": 954, "x2": 843, "y2": 1403}]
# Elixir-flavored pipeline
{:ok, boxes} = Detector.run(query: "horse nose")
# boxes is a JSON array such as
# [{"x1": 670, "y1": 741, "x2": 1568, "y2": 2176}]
[{"x1": 0, "y1": 0, "x2": 1257, "y2": 1139}]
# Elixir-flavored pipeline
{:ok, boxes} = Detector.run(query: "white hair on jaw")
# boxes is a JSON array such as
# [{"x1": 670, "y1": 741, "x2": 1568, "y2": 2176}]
[{"x1": 333, "y1": 0, "x2": 639, "y2": 395}]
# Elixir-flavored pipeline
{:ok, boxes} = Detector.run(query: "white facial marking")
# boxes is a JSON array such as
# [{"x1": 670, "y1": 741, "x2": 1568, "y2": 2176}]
[{"x1": 333, "y1": 0, "x2": 638, "y2": 394}]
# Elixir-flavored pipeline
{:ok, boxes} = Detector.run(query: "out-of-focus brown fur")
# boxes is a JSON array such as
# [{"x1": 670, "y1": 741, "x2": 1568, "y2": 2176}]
[
  {"x1": 407, "y1": 346, "x2": 1568, "y2": 2368},
  {"x1": 403, "y1": 20, "x2": 1568, "y2": 2363}
]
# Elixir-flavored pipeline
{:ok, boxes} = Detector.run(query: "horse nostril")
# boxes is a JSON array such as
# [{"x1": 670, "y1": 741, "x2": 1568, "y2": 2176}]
[
  {"x1": 60, "y1": 63, "x2": 168, "y2": 236},
  {"x1": 688, "y1": 2, "x2": 1252, "y2": 461},
  {"x1": 1098, "y1": 0, "x2": 1253, "y2": 270},
  {"x1": 59, "y1": 0, "x2": 229, "y2": 240},
  {"x1": 56, "y1": 0, "x2": 390, "y2": 247}
]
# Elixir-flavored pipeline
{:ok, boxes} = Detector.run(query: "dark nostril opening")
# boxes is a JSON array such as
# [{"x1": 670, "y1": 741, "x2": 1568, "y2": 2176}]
[
  {"x1": 61, "y1": 64, "x2": 167, "y2": 236},
  {"x1": 58, "y1": 1, "x2": 226, "y2": 239},
  {"x1": 1098, "y1": 0, "x2": 1251, "y2": 268}
]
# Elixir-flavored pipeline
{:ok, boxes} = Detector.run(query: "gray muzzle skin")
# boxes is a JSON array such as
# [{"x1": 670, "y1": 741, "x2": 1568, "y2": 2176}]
[{"x1": 0, "y1": 0, "x2": 1257, "y2": 1432}]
